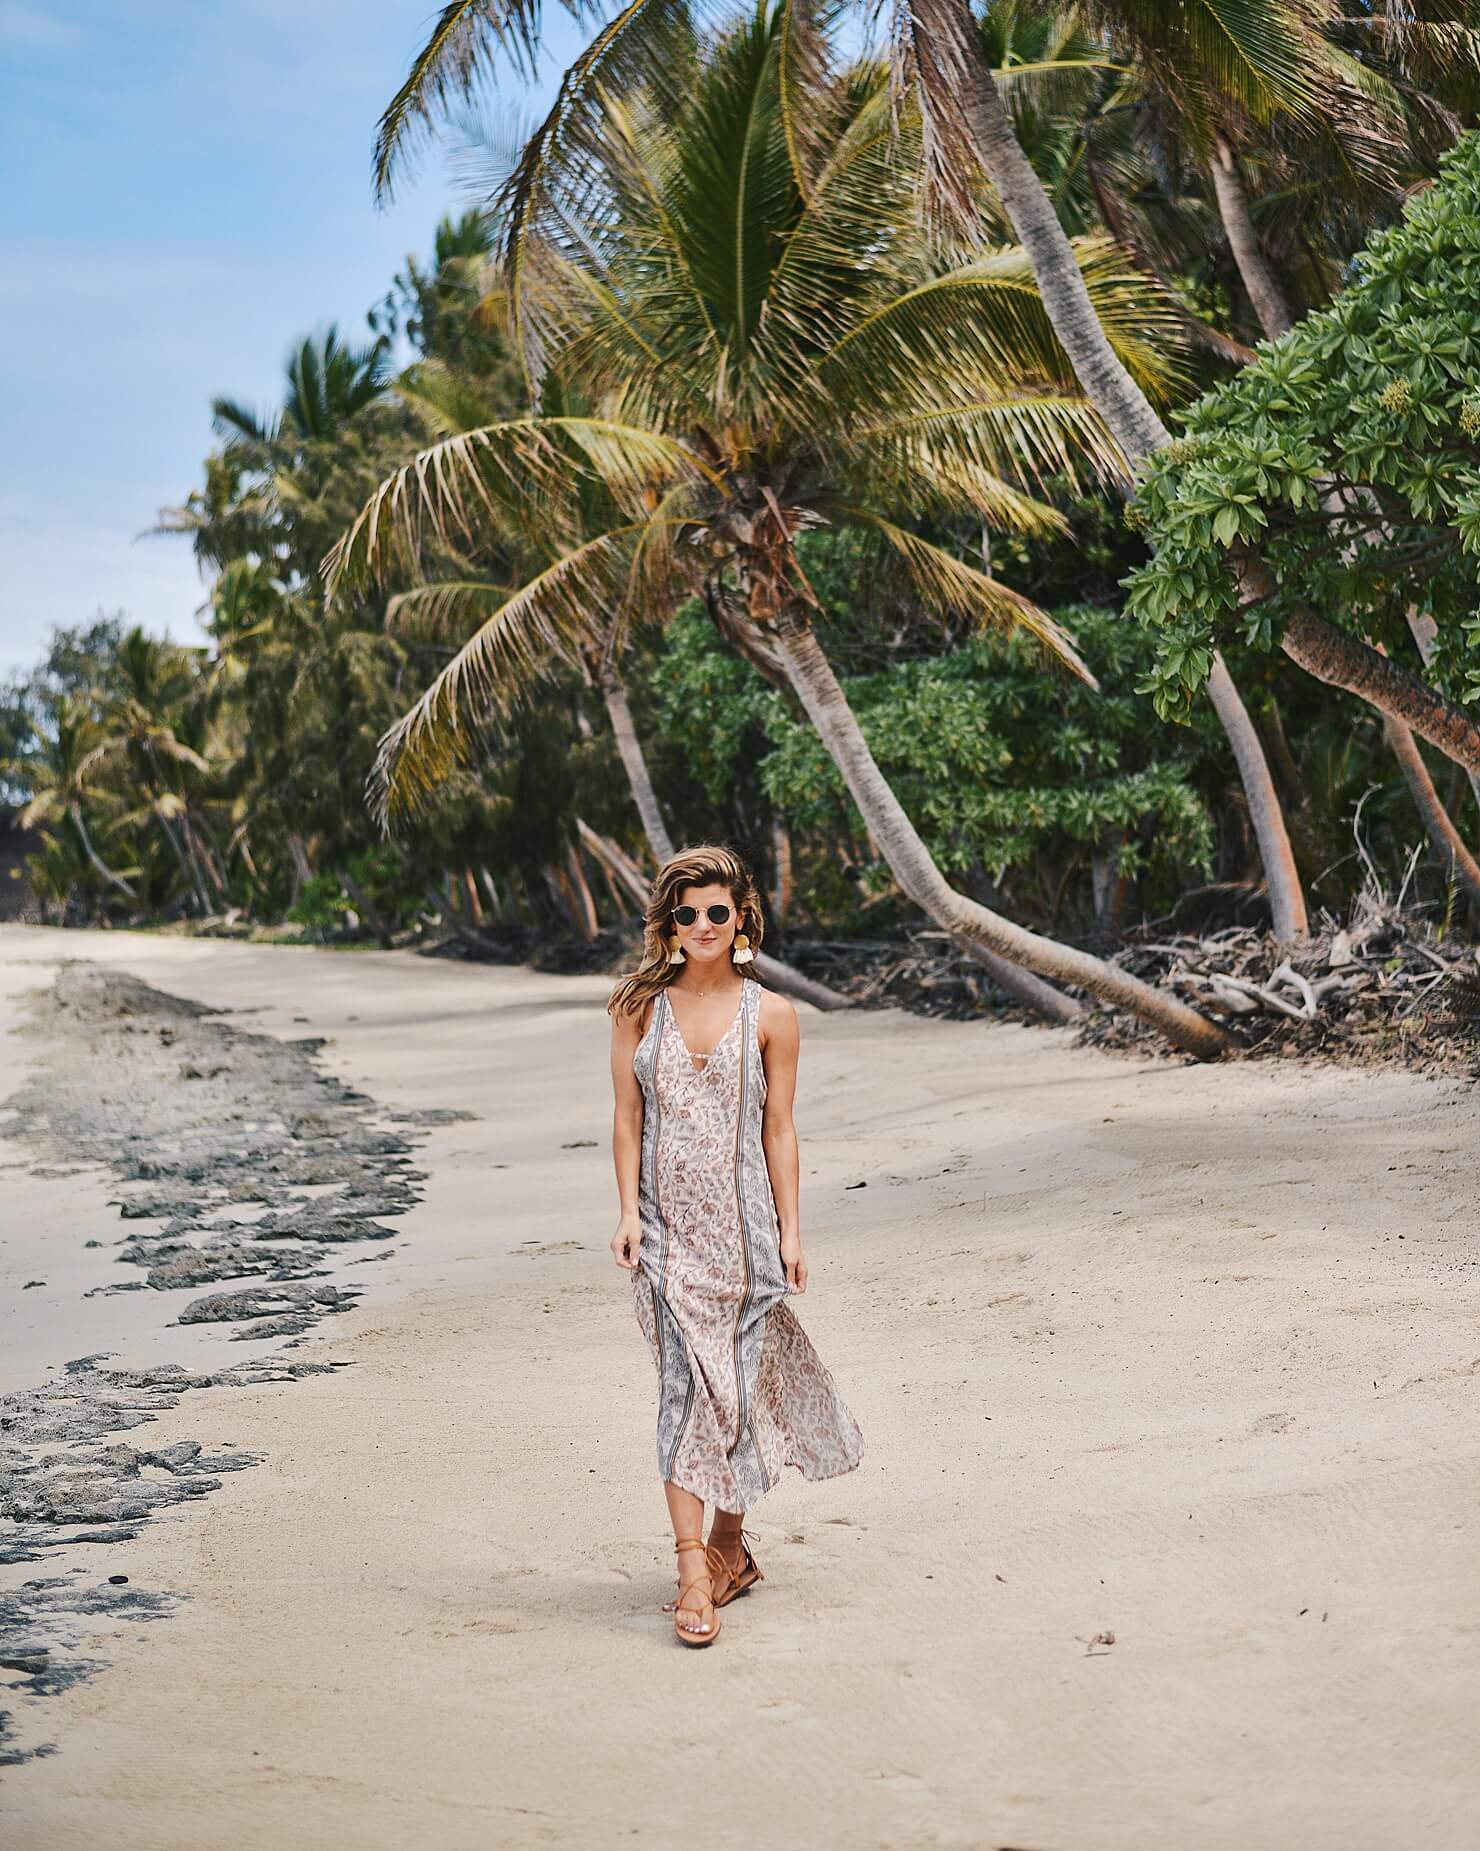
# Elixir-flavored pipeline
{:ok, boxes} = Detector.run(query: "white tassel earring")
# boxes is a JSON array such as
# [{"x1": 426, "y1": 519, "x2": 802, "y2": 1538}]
[
  {"x1": 667, "y1": 934, "x2": 686, "y2": 965},
  {"x1": 731, "y1": 931, "x2": 754, "y2": 966}
]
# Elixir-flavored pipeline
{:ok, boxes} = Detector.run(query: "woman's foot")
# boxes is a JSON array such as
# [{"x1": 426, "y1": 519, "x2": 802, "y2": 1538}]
[
  {"x1": 705, "y1": 1521, "x2": 763, "y2": 1606},
  {"x1": 672, "y1": 1538, "x2": 721, "y2": 1645}
]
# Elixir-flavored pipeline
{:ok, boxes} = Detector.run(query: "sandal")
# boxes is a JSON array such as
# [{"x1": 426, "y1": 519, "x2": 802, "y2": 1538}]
[
  {"x1": 672, "y1": 1537, "x2": 722, "y2": 1647},
  {"x1": 707, "y1": 1527, "x2": 764, "y2": 1608}
]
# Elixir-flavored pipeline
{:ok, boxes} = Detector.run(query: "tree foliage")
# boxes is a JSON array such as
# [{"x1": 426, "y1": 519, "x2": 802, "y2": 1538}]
[{"x1": 1128, "y1": 131, "x2": 1480, "y2": 719}]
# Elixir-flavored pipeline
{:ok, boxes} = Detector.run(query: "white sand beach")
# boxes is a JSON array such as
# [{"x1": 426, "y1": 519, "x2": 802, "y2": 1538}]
[{"x1": 2, "y1": 923, "x2": 1478, "y2": 1850}]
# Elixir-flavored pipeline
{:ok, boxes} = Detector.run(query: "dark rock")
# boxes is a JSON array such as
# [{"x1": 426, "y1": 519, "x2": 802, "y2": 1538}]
[{"x1": 0, "y1": 962, "x2": 443, "y2": 1762}]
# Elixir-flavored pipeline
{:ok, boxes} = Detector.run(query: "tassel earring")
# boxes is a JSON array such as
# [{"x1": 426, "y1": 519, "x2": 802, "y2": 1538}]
[
  {"x1": 667, "y1": 935, "x2": 686, "y2": 965},
  {"x1": 732, "y1": 932, "x2": 754, "y2": 966}
]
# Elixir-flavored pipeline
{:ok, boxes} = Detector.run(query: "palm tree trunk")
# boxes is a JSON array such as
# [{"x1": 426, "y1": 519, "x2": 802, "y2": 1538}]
[
  {"x1": 592, "y1": 668, "x2": 856, "y2": 1012},
  {"x1": 938, "y1": 5, "x2": 1307, "y2": 942},
  {"x1": 340, "y1": 867, "x2": 394, "y2": 945},
  {"x1": 1203, "y1": 657, "x2": 1307, "y2": 940},
  {"x1": 1406, "y1": 610, "x2": 1480, "y2": 813},
  {"x1": 69, "y1": 802, "x2": 137, "y2": 899},
  {"x1": 771, "y1": 821, "x2": 794, "y2": 922},
  {"x1": 597, "y1": 662, "x2": 675, "y2": 861},
  {"x1": 771, "y1": 605, "x2": 1233, "y2": 1058},
  {"x1": 957, "y1": 939, "x2": 1086, "y2": 1022},
  {"x1": 1266, "y1": 589, "x2": 1480, "y2": 779},
  {"x1": 154, "y1": 802, "x2": 209, "y2": 914},
  {"x1": 288, "y1": 832, "x2": 313, "y2": 907},
  {"x1": 1382, "y1": 717, "x2": 1480, "y2": 910},
  {"x1": 1209, "y1": 139, "x2": 1295, "y2": 340},
  {"x1": 182, "y1": 813, "x2": 224, "y2": 902},
  {"x1": 564, "y1": 841, "x2": 602, "y2": 938}
]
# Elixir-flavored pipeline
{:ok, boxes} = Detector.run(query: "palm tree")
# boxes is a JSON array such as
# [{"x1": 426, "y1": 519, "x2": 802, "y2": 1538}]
[
  {"x1": 85, "y1": 630, "x2": 217, "y2": 914},
  {"x1": 335, "y1": 17, "x2": 1232, "y2": 1054},
  {"x1": 369, "y1": 0, "x2": 1319, "y2": 946},
  {"x1": 384, "y1": 352, "x2": 857, "y2": 1006},
  {"x1": 394, "y1": 0, "x2": 1480, "y2": 885},
  {"x1": 13, "y1": 698, "x2": 139, "y2": 901},
  {"x1": 213, "y1": 325, "x2": 391, "y2": 456}
]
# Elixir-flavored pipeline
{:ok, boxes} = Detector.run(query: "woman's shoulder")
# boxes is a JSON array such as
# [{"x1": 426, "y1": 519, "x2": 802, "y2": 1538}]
[
  {"x1": 755, "y1": 984, "x2": 798, "y2": 1039},
  {"x1": 610, "y1": 986, "x2": 660, "y2": 1044}
]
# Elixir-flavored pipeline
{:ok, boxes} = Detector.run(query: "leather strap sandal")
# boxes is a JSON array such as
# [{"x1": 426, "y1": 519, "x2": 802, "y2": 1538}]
[
  {"x1": 672, "y1": 1537, "x2": 721, "y2": 1646},
  {"x1": 707, "y1": 1527, "x2": 764, "y2": 1607}
]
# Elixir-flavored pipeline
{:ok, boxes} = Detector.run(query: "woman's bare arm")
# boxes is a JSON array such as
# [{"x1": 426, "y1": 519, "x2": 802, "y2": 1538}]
[
  {"x1": 758, "y1": 991, "x2": 807, "y2": 1292},
  {"x1": 609, "y1": 1003, "x2": 647, "y2": 1269}
]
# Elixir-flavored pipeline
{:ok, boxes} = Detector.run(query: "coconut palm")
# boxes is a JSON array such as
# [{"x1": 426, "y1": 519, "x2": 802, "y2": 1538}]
[
  {"x1": 335, "y1": 15, "x2": 1231, "y2": 1053},
  {"x1": 373, "y1": 0, "x2": 1480, "y2": 926},
  {"x1": 12, "y1": 698, "x2": 139, "y2": 901},
  {"x1": 84, "y1": 630, "x2": 218, "y2": 914},
  {"x1": 369, "y1": 0, "x2": 1315, "y2": 949}
]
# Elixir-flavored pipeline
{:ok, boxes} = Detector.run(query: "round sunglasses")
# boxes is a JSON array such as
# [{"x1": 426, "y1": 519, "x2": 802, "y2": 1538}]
[{"x1": 673, "y1": 903, "x2": 734, "y2": 927}]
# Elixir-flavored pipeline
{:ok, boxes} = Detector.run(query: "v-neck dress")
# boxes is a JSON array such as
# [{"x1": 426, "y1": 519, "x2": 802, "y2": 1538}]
[{"x1": 631, "y1": 979, "x2": 864, "y2": 1510}]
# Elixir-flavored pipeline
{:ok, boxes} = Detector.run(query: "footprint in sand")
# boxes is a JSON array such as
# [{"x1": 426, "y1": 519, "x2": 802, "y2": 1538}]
[{"x1": 514, "y1": 1240, "x2": 586, "y2": 1257}]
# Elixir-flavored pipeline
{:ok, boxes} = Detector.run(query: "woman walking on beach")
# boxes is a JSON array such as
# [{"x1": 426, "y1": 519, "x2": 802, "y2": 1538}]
[{"x1": 609, "y1": 845, "x2": 864, "y2": 1646}]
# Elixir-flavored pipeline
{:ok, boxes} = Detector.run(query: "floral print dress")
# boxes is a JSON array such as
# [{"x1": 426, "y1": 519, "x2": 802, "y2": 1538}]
[{"x1": 631, "y1": 978, "x2": 864, "y2": 1510}]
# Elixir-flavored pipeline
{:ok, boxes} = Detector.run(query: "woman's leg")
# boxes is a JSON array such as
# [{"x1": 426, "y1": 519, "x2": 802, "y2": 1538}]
[
  {"x1": 707, "y1": 1505, "x2": 747, "y2": 1582},
  {"x1": 664, "y1": 1480, "x2": 715, "y2": 1637}
]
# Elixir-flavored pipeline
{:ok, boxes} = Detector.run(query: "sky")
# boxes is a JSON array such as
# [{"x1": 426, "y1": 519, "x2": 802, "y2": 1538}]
[{"x1": 0, "y1": 0, "x2": 581, "y2": 680}]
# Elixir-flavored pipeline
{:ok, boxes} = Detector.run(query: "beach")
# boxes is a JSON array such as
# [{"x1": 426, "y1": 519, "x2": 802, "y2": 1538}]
[{"x1": 2, "y1": 922, "x2": 1478, "y2": 1849}]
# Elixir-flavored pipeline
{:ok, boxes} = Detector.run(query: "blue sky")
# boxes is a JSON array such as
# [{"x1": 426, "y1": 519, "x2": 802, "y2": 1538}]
[{"x1": 0, "y1": 0, "x2": 579, "y2": 678}]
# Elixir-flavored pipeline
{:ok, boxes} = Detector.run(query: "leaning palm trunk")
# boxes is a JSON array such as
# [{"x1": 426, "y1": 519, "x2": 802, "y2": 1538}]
[
  {"x1": 592, "y1": 664, "x2": 856, "y2": 1014},
  {"x1": 68, "y1": 803, "x2": 137, "y2": 900},
  {"x1": 1209, "y1": 140, "x2": 1296, "y2": 340},
  {"x1": 929, "y1": 2, "x2": 1307, "y2": 943},
  {"x1": 957, "y1": 939, "x2": 1087, "y2": 1023},
  {"x1": 771, "y1": 605, "x2": 1233, "y2": 1058},
  {"x1": 152, "y1": 800, "x2": 208, "y2": 915},
  {"x1": 1204, "y1": 658, "x2": 1308, "y2": 941},
  {"x1": 1246, "y1": 562, "x2": 1480, "y2": 780},
  {"x1": 1406, "y1": 612, "x2": 1480, "y2": 814},
  {"x1": 1382, "y1": 717, "x2": 1480, "y2": 910},
  {"x1": 597, "y1": 661, "x2": 676, "y2": 861}
]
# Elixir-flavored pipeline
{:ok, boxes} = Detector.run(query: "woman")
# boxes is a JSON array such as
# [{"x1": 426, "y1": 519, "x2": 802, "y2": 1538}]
[{"x1": 609, "y1": 845, "x2": 864, "y2": 1646}]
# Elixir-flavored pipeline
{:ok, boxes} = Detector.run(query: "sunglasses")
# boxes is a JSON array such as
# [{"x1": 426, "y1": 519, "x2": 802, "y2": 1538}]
[{"x1": 673, "y1": 904, "x2": 734, "y2": 927}]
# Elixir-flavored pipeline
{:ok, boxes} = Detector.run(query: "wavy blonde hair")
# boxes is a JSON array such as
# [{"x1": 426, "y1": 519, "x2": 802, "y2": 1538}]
[{"x1": 607, "y1": 843, "x2": 765, "y2": 1021}]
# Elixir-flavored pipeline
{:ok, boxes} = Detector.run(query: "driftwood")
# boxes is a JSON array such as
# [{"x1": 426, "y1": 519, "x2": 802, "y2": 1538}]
[{"x1": 1088, "y1": 894, "x2": 1480, "y2": 1068}]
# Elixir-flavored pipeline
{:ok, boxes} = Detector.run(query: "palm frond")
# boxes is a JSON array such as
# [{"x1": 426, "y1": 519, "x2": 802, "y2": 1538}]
[
  {"x1": 496, "y1": 0, "x2": 698, "y2": 382},
  {"x1": 891, "y1": 0, "x2": 992, "y2": 232},
  {"x1": 1079, "y1": 0, "x2": 1324, "y2": 128},
  {"x1": 369, "y1": 528, "x2": 643, "y2": 824},
  {"x1": 837, "y1": 508, "x2": 1100, "y2": 685},
  {"x1": 776, "y1": 0, "x2": 840, "y2": 197},
  {"x1": 324, "y1": 416, "x2": 709, "y2": 600},
  {"x1": 374, "y1": 0, "x2": 595, "y2": 200},
  {"x1": 803, "y1": 237, "x2": 1187, "y2": 429},
  {"x1": 845, "y1": 392, "x2": 1127, "y2": 506}
]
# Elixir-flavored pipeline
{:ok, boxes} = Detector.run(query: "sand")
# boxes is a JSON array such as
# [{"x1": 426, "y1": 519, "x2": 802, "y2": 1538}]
[{"x1": 1, "y1": 922, "x2": 1477, "y2": 1850}]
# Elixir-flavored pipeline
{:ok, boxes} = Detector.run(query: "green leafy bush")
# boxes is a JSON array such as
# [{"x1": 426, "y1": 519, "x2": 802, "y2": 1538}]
[
  {"x1": 648, "y1": 604, "x2": 1215, "y2": 932},
  {"x1": 1127, "y1": 131, "x2": 1480, "y2": 719}
]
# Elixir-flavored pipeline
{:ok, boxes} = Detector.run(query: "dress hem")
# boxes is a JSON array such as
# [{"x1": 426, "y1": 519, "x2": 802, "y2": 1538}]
[{"x1": 663, "y1": 1445, "x2": 864, "y2": 1513}]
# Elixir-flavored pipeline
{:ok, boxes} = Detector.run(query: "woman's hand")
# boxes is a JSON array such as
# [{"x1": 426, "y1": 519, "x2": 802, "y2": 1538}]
[
  {"x1": 611, "y1": 1213, "x2": 643, "y2": 1270},
  {"x1": 780, "y1": 1231, "x2": 808, "y2": 1293}
]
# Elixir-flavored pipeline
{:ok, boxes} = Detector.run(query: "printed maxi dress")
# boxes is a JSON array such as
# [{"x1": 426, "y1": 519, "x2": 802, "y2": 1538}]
[{"x1": 632, "y1": 977, "x2": 864, "y2": 1510}]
